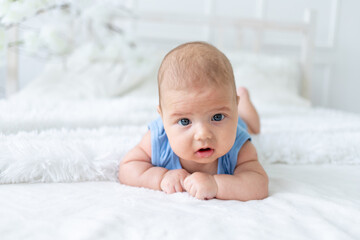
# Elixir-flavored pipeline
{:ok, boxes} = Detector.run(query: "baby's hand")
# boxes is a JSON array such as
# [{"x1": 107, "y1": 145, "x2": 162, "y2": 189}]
[
  {"x1": 183, "y1": 172, "x2": 218, "y2": 200},
  {"x1": 160, "y1": 169, "x2": 190, "y2": 194}
]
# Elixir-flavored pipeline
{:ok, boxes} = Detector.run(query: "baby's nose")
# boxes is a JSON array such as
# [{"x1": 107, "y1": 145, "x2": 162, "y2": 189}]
[{"x1": 194, "y1": 123, "x2": 212, "y2": 141}]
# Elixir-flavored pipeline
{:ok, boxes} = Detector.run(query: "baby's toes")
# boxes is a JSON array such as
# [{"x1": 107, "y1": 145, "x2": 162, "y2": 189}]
[{"x1": 237, "y1": 86, "x2": 249, "y2": 97}]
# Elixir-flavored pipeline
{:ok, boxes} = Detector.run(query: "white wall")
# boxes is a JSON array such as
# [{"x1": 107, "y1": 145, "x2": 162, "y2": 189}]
[
  {"x1": 2, "y1": 0, "x2": 360, "y2": 114},
  {"x1": 328, "y1": 0, "x2": 360, "y2": 113}
]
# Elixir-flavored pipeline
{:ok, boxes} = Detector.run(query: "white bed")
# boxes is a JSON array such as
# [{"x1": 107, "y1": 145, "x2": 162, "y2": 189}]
[{"x1": 1, "y1": 4, "x2": 360, "y2": 240}]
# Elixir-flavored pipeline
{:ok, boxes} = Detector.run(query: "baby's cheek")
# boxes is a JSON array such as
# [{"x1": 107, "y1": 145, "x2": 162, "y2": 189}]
[
  {"x1": 168, "y1": 133, "x2": 189, "y2": 155},
  {"x1": 219, "y1": 128, "x2": 237, "y2": 152}
]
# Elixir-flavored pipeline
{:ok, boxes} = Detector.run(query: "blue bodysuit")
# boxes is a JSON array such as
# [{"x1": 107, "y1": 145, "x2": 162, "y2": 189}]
[{"x1": 148, "y1": 117, "x2": 251, "y2": 175}]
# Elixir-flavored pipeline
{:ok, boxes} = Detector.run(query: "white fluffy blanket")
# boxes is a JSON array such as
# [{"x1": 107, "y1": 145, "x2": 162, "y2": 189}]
[{"x1": 1, "y1": 96, "x2": 360, "y2": 184}]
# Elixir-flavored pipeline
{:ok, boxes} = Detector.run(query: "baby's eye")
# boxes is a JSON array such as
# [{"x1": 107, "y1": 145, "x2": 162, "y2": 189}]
[
  {"x1": 212, "y1": 114, "x2": 225, "y2": 122},
  {"x1": 178, "y1": 118, "x2": 191, "y2": 126}
]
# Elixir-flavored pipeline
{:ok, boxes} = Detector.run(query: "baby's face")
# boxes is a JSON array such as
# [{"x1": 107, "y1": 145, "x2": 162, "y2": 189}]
[{"x1": 159, "y1": 84, "x2": 239, "y2": 166}]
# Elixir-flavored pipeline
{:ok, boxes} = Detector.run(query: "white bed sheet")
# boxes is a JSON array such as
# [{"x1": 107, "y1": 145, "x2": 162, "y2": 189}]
[{"x1": 1, "y1": 165, "x2": 360, "y2": 240}]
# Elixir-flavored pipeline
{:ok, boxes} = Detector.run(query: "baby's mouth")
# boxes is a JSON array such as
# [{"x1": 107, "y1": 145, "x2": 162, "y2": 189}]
[{"x1": 195, "y1": 148, "x2": 214, "y2": 158}]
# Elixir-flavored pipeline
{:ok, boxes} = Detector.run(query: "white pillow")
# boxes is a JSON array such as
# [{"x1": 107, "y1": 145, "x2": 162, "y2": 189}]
[
  {"x1": 14, "y1": 47, "x2": 160, "y2": 100},
  {"x1": 225, "y1": 51, "x2": 309, "y2": 107}
]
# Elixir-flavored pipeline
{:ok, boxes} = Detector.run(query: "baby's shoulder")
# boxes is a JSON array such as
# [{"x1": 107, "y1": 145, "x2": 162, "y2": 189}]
[
  {"x1": 138, "y1": 130, "x2": 152, "y2": 156},
  {"x1": 148, "y1": 117, "x2": 165, "y2": 135}
]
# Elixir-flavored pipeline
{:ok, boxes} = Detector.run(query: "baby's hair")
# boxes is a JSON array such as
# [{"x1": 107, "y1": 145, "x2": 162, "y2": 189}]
[{"x1": 157, "y1": 41, "x2": 236, "y2": 106}]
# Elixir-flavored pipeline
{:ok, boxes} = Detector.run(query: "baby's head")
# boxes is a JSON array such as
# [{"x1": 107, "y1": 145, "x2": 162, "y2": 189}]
[
  {"x1": 157, "y1": 42, "x2": 240, "y2": 166},
  {"x1": 158, "y1": 41, "x2": 237, "y2": 107}
]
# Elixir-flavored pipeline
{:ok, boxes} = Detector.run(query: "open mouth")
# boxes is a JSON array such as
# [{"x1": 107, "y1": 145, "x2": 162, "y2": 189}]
[
  {"x1": 196, "y1": 148, "x2": 214, "y2": 158},
  {"x1": 199, "y1": 148, "x2": 211, "y2": 152}
]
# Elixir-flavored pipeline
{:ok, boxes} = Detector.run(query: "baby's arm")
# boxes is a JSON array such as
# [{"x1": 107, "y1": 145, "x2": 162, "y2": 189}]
[
  {"x1": 213, "y1": 141, "x2": 268, "y2": 201},
  {"x1": 118, "y1": 130, "x2": 189, "y2": 193}
]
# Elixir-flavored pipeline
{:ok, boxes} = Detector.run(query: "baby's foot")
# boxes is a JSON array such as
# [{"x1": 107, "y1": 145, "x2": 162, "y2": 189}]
[{"x1": 237, "y1": 86, "x2": 250, "y2": 100}]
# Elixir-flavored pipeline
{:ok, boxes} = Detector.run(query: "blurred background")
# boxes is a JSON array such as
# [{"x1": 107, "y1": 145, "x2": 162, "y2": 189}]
[{"x1": 0, "y1": 0, "x2": 359, "y2": 113}]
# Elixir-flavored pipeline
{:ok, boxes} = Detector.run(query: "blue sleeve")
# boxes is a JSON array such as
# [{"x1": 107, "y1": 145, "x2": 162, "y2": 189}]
[
  {"x1": 148, "y1": 117, "x2": 164, "y2": 167},
  {"x1": 218, "y1": 118, "x2": 251, "y2": 175},
  {"x1": 237, "y1": 117, "x2": 248, "y2": 132},
  {"x1": 232, "y1": 117, "x2": 251, "y2": 154},
  {"x1": 148, "y1": 117, "x2": 182, "y2": 170}
]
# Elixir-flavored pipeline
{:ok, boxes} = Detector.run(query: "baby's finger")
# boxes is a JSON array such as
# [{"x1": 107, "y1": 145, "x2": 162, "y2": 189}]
[
  {"x1": 188, "y1": 185, "x2": 197, "y2": 197},
  {"x1": 163, "y1": 184, "x2": 175, "y2": 194},
  {"x1": 174, "y1": 183, "x2": 183, "y2": 192},
  {"x1": 183, "y1": 182, "x2": 191, "y2": 193},
  {"x1": 180, "y1": 178, "x2": 187, "y2": 189},
  {"x1": 195, "y1": 192, "x2": 206, "y2": 200},
  {"x1": 183, "y1": 176, "x2": 192, "y2": 190},
  {"x1": 163, "y1": 186, "x2": 171, "y2": 194}
]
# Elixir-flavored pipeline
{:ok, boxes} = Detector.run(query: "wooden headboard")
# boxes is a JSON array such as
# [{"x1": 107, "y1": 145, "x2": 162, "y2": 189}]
[{"x1": 5, "y1": 4, "x2": 316, "y2": 100}]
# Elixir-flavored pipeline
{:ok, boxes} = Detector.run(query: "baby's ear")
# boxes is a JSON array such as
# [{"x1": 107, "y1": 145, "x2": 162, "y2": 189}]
[
  {"x1": 157, "y1": 105, "x2": 162, "y2": 115},
  {"x1": 236, "y1": 96, "x2": 240, "y2": 106}
]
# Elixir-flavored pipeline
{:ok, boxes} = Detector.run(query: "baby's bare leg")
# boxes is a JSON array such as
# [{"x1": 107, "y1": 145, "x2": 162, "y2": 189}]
[{"x1": 237, "y1": 87, "x2": 260, "y2": 134}]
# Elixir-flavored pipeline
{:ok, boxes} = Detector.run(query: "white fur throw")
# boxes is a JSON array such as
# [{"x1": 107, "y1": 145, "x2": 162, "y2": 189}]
[{"x1": 1, "y1": 97, "x2": 360, "y2": 184}]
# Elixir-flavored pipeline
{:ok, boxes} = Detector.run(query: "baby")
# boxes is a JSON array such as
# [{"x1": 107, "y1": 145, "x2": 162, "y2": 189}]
[{"x1": 119, "y1": 42, "x2": 268, "y2": 201}]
